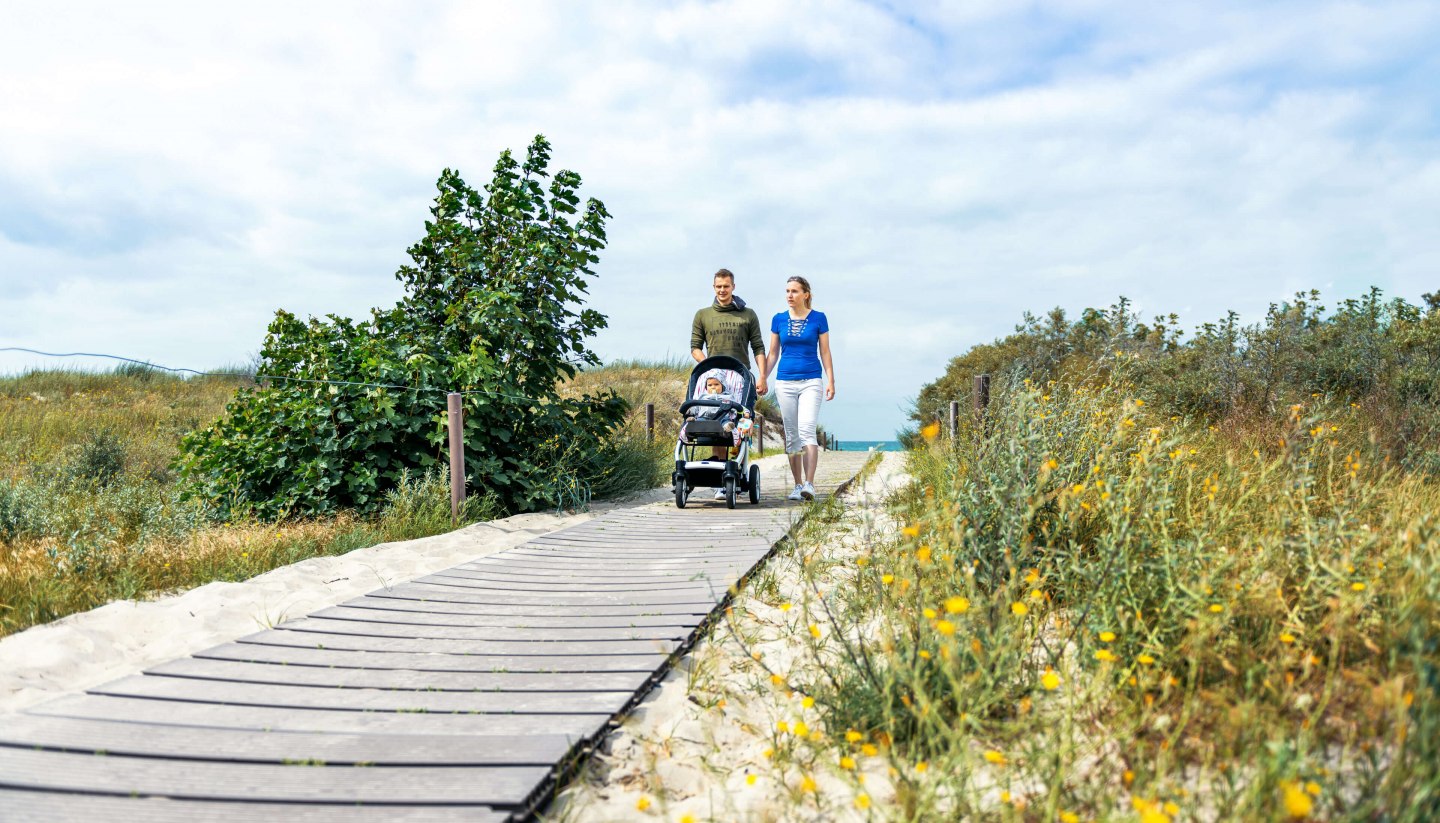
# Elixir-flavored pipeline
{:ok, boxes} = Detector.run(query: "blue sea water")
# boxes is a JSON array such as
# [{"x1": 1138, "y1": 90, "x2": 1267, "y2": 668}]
[{"x1": 835, "y1": 440, "x2": 903, "y2": 452}]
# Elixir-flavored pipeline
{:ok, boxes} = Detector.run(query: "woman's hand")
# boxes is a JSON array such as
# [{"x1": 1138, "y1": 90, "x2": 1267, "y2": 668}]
[{"x1": 825, "y1": 381, "x2": 835, "y2": 401}]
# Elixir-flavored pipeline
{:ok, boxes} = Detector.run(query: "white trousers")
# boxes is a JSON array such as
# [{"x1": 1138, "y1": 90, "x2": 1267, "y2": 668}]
[{"x1": 776, "y1": 378, "x2": 823, "y2": 454}]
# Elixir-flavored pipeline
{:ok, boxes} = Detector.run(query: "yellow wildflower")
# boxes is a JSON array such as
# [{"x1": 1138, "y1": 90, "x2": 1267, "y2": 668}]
[
  {"x1": 861, "y1": 743, "x2": 879, "y2": 757},
  {"x1": 809, "y1": 624, "x2": 821, "y2": 639},
  {"x1": 794, "y1": 721, "x2": 810, "y2": 737},
  {"x1": 1208, "y1": 604, "x2": 1224, "y2": 613},
  {"x1": 746, "y1": 773, "x2": 757, "y2": 785},
  {"x1": 1011, "y1": 602, "x2": 1029, "y2": 616},
  {"x1": 936, "y1": 620, "x2": 956, "y2": 636},
  {"x1": 916, "y1": 545, "x2": 932, "y2": 563},
  {"x1": 1099, "y1": 631, "x2": 1116, "y2": 642},
  {"x1": 636, "y1": 796, "x2": 651, "y2": 811},
  {"x1": 881, "y1": 573, "x2": 894, "y2": 585},
  {"x1": 1280, "y1": 633, "x2": 1295, "y2": 644},
  {"x1": 923, "y1": 607, "x2": 937, "y2": 619},
  {"x1": 1137, "y1": 653, "x2": 1156, "y2": 665},
  {"x1": 915, "y1": 761, "x2": 929, "y2": 773},
  {"x1": 800, "y1": 775, "x2": 817, "y2": 793},
  {"x1": 983, "y1": 749, "x2": 1007, "y2": 766},
  {"x1": 779, "y1": 602, "x2": 792, "y2": 612},
  {"x1": 840, "y1": 755, "x2": 856, "y2": 770},
  {"x1": 945, "y1": 595, "x2": 970, "y2": 614},
  {"x1": 1095, "y1": 649, "x2": 1117, "y2": 662},
  {"x1": 846, "y1": 729, "x2": 863, "y2": 743},
  {"x1": 855, "y1": 794, "x2": 871, "y2": 810},
  {"x1": 921, "y1": 422, "x2": 940, "y2": 441},
  {"x1": 801, "y1": 696, "x2": 814, "y2": 709},
  {"x1": 1351, "y1": 582, "x2": 1366, "y2": 592},
  {"x1": 1041, "y1": 669, "x2": 1061, "y2": 690},
  {"x1": 1281, "y1": 781, "x2": 1313, "y2": 818},
  {"x1": 901, "y1": 525, "x2": 920, "y2": 538}
]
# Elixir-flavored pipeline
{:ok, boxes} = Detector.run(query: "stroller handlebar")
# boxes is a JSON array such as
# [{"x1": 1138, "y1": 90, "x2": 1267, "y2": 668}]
[{"x1": 679, "y1": 398, "x2": 748, "y2": 416}]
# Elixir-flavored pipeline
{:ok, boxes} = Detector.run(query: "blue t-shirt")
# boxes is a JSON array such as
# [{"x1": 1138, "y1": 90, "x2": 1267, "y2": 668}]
[{"x1": 771, "y1": 310, "x2": 829, "y2": 380}]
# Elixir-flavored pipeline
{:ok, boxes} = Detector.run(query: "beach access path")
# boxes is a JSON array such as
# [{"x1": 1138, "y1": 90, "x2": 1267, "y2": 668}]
[{"x1": 0, "y1": 451, "x2": 870, "y2": 822}]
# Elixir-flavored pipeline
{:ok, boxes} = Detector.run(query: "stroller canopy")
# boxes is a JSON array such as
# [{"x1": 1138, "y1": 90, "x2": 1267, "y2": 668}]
[{"x1": 686, "y1": 355, "x2": 756, "y2": 412}]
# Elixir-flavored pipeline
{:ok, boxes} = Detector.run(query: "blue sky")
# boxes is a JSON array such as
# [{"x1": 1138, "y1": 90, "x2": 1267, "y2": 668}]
[{"x1": 2, "y1": 1, "x2": 1437, "y2": 439}]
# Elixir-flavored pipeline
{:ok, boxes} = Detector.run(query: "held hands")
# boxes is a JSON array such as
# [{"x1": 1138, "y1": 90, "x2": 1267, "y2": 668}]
[{"x1": 757, "y1": 379, "x2": 768, "y2": 396}]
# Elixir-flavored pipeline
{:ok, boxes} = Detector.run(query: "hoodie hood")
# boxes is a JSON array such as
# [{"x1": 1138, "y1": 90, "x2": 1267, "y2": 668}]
[{"x1": 714, "y1": 295, "x2": 747, "y2": 311}]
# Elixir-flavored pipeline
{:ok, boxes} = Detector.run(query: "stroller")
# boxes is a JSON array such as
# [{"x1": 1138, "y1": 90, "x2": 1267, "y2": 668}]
[{"x1": 672, "y1": 355, "x2": 761, "y2": 509}]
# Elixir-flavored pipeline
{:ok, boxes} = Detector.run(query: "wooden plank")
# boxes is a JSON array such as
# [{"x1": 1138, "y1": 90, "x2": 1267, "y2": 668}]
[
  {"x1": 89, "y1": 675, "x2": 637, "y2": 715},
  {"x1": 350, "y1": 594, "x2": 709, "y2": 617},
  {"x1": 199, "y1": 642, "x2": 671, "y2": 672},
  {"x1": 146, "y1": 658, "x2": 654, "y2": 694},
  {"x1": 0, "y1": 746, "x2": 547, "y2": 806},
  {"x1": 239, "y1": 628, "x2": 682, "y2": 656},
  {"x1": 313, "y1": 605, "x2": 697, "y2": 629},
  {"x1": 376, "y1": 583, "x2": 724, "y2": 607},
  {"x1": 0, "y1": 789, "x2": 502, "y2": 823},
  {"x1": 29, "y1": 694, "x2": 607, "y2": 737},
  {"x1": 434, "y1": 567, "x2": 736, "y2": 583},
  {"x1": 0, "y1": 714, "x2": 577, "y2": 766},
  {"x1": 411, "y1": 575, "x2": 732, "y2": 594},
  {"x1": 489, "y1": 550, "x2": 764, "y2": 566},
  {"x1": 275, "y1": 616, "x2": 687, "y2": 642},
  {"x1": 457, "y1": 560, "x2": 755, "y2": 578}
]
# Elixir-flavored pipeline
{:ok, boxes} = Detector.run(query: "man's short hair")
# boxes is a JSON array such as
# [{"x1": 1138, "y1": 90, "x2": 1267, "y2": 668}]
[{"x1": 713, "y1": 268, "x2": 735, "y2": 282}]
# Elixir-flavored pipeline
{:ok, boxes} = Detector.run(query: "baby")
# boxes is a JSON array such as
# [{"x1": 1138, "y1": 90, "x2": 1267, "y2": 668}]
[{"x1": 699, "y1": 376, "x2": 729, "y2": 405}]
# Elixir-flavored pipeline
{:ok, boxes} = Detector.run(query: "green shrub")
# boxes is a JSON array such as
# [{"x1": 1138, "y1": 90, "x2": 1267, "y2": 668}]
[
  {"x1": 914, "y1": 288, "x2": 1440, "y2": 471},
  {"x1": 178, "y1": 135, "x2": 627, "y2": 518},
  {"x1": 67, "y1": 430, "x2": 127, "y2": 486}
]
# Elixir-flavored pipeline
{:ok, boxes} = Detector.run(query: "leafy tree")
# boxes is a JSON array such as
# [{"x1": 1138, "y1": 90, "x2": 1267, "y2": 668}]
[{"x1": 180, "y1": 136, "x2": 627, "y2": 518}]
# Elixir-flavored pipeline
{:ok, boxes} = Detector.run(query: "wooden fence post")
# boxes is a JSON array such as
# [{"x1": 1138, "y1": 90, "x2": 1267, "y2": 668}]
[
  {"x1": 756, "y1": 417, "x2": 764, "y2": 457},
  {"x1": 644, "y1": 403, "x2": 654, "y2": 444},
  {"x1": 973, "y1": 374, "x2": 991, "y2": 422},
  {"x1": 948, "y1": 401, "x2": 958, "y2": 440},
  {"x1": 447, "y1": 392, "x2": 465, "y2": 528}
]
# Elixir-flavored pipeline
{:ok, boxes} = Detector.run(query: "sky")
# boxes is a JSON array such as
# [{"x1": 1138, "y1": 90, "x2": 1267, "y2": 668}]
[{"x1": 1, "y1": 1, "x2": 1437, "y2": 439}]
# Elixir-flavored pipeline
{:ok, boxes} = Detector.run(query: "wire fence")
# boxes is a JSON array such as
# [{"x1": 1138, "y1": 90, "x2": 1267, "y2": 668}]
[{"x1": 0, "y1": 346, "x2": 555, "y2": 405}]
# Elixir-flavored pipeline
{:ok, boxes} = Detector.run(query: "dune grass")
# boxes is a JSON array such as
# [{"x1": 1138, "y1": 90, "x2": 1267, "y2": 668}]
[
  {"x1": 0, "y1": 360, "x2": 680, "y2": 638},
  {"x1": 754, "y1": 371, "x2": 1438, "y2": 820}
]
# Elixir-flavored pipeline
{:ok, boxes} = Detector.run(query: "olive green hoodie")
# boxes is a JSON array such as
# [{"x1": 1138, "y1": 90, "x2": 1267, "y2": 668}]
[{"x1": 691, "y1": 298, "x2": 765, "y2": 369}]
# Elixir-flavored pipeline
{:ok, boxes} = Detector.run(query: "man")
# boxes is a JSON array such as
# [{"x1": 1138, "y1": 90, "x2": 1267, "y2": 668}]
[{"x1": 691, "y1": 269, "x2": 767, "y2": 484}]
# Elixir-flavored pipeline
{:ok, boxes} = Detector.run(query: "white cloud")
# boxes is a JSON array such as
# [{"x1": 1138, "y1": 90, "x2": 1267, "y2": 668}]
[{"x1": 2, "y1": 0, "x2": 1438, "y2": 438}]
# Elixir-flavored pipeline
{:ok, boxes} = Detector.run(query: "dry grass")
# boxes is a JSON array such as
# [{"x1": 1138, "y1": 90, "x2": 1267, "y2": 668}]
[{"x1": 720, "y1": 373, "x2": 1440, "y2": 821}]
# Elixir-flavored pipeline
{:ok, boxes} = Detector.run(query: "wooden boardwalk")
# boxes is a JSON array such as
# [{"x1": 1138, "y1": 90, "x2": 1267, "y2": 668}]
[{"x1": 0, "y1": 453, "x2": 869, "y2": 822}]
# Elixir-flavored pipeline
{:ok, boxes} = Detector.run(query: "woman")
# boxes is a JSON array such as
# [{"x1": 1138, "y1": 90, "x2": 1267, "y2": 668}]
[{"x1": 762, "y1": 276, "x2": 835, "y2": 501}]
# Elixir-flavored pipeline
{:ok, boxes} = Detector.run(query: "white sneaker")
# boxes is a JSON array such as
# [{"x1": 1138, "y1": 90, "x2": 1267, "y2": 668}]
[
  {"x1": 801, "y1": 482, "x2": 815, "y2": 501},
  {"x1": 787, "y1": 484, "x2": 804, "y2": 501},
  {"x1": 714, "y1": 488, "x2": 727, "y2": 499}
]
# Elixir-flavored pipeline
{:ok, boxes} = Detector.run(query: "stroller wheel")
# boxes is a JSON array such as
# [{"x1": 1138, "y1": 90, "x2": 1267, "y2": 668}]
[
  {"x1": 724, "y1": 476, "x2": 737, "y2": 509},
  {"x1": 674, "y1": 474, "x2": 688, "y2": 509},
  {"x1": 748, "y1": 464, "x2": 760, "y2": 504}
]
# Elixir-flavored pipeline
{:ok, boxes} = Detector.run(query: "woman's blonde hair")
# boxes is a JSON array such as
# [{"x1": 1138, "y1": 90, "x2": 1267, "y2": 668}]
[{"x1": 787, "y1": 276, "x2": 812, "y2": 310}]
